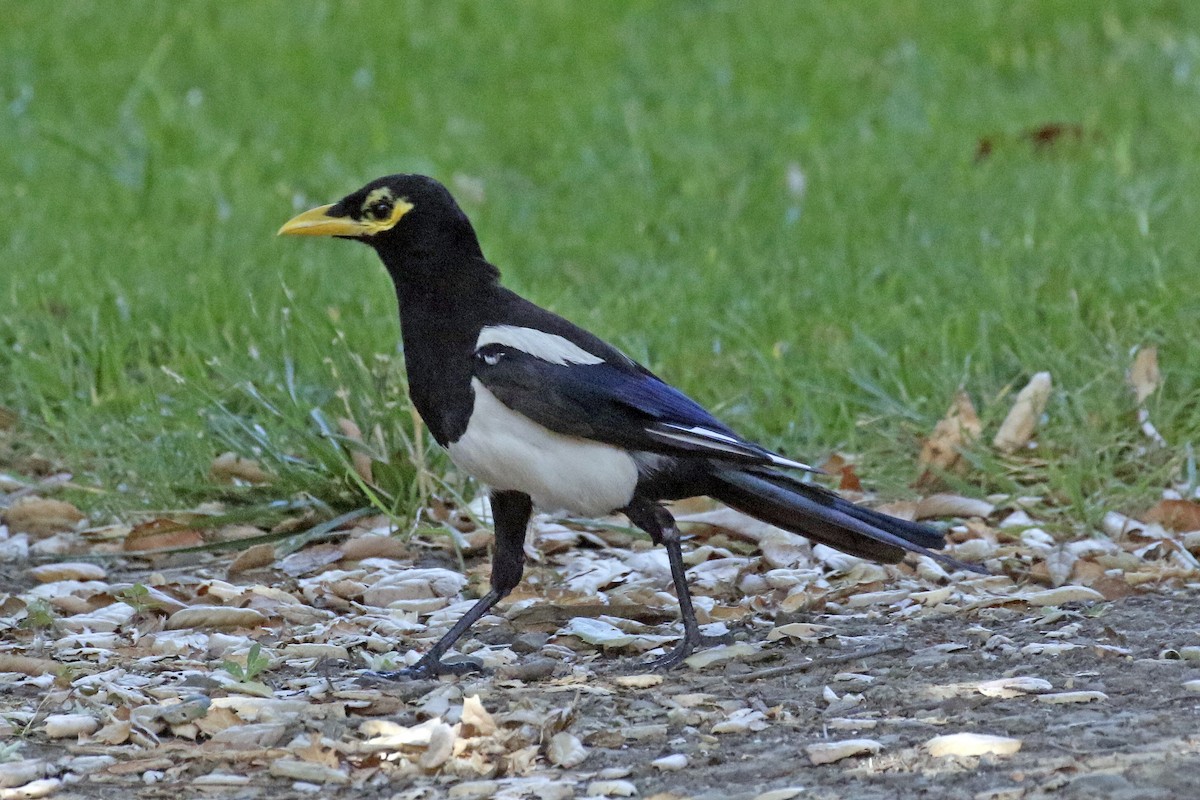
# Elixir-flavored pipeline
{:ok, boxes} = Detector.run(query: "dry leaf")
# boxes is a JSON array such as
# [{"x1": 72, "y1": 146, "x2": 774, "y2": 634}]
[
  {"x1": 165, "y1": 606, "x2": 267, "y2": 630},
  {"x1": 1037, "y1": 691, "x2": 1107, "y2": 705},
  {"x1": 976, "y1": 677, "x2": 1052, "y2": 698},
  {"x1": 993, "y1": 372, "x2": 1052, "y2": 453},
  {"x1": 0, "y1": 654, "x2": 62, "y2": 676},
  {"x1": 210, "y1": 452, "x2": 273, "y2": 484},
  {"x1": 1018, "y1": 586, "x2": 1105, "y2": 606},
  {"x1": 1127, "y1": 346, "x2": 1160, "y2": 405},
  {"x1": 461, "y1": 695, "x2": 496, "y2": 736},
  {"x1": 585, "y1": 780, "x2": 637, "y2": 797},
  {"x1": 28, "y1": 563, "x2": 106, "y2": 583},
  {"x1": 805, "y1": 738, "x2": 882, "y2": 765},
  {"x1": 918, "y1": 390, "x2": 982, "y2": 477},
  {"x1": 546, "y1": 732, "x2": 588, "y2": 768},
  {"x1": 914, "y1": 494, "x2": 995, "y2": 520},
  {"x1": 268, "y1": 760, "x2": 348, "y2": 784},
  {"x1": 43, "y1": 714, "x2": 98, "y2": 738},
  {"x1": 419, "y1": 722, "x2": 456, "y2": 770},
  {"x1": 926, "y1": 732, "x2": 1022, "y2": 757},
  {"x1": 337, "y1": 417, "x2": 374, "y2": 485},
  {"x1": 340, "y1": 535, "x2": 410, "y2": 561},
  {"x1": 2, "y1": 496, "x2": 85, "y2": 537},
  {"x1": 228, "y1": 543, "x2": 276, "y2": 575},
  {"x1": 124, "y1": 518, "x2": 205, "y2": 552},
  {"x1": 822, "y1": 454, "x2": 862, "y2": 492},
  {"x1": 1143, "y1": 500, "x2": 1200, "y2": 532},
  {"x1": 651, "y1": 754, "x2": 688, "y2": 771}
]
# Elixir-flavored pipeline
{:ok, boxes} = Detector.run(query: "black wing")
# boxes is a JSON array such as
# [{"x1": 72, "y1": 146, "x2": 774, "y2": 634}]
[{"x1": 473, "y1": 347, "x2": 814, "y2": 471}]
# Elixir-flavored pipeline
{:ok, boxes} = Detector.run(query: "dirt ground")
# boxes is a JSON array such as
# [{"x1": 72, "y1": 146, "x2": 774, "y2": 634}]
[{"x1": 3, "y1": 547, "x2": 1199, "y2": 800}]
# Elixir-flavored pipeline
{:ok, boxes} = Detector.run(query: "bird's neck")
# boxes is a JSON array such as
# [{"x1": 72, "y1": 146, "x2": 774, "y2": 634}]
[{"x1": 381, "y1": 249, "x2": 506, "y2": 446}]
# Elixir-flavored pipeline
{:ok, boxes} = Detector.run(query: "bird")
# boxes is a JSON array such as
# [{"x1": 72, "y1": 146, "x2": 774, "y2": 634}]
[{"x1": 279, "y1": 174, "x2": 982, "y2": 679}]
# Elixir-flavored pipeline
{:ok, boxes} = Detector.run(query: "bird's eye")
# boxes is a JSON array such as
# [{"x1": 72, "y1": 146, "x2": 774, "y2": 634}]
[
  {"x1": 366, "y1": 200, "x2": 393, "y2": 221},
  {"x1": 476, "y1": 344, "x2": 507, "y2": 366}
]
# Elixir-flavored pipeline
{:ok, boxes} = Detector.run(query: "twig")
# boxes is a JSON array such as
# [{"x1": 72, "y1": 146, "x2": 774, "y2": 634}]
[{"x1": 728, "y1": 642, "x2": 906, "y2": 683}]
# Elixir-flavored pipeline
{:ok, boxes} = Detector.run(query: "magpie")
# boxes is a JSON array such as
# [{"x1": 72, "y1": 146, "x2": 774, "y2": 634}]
[{"x1": 279, "y1": 174, "x2": 981, "y2": 678}]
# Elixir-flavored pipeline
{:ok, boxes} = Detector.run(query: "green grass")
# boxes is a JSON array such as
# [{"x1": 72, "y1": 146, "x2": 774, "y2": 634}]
[{"x1": 2, "y1": 1, "x2": 1198, "y2": 530}]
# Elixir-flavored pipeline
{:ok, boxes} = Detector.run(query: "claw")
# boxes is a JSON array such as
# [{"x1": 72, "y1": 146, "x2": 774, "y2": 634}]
[
  {"x1": 634, "y1": 630, "x2": 734, "y2": 672},
  {"x1": 365, "y1": 656, "x2": 484, "y2": 681}
]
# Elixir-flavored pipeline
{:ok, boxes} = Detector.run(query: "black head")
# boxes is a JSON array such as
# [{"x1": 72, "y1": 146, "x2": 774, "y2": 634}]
[{"x1": 279, "y1": 174, "x2": 484, "y2": 265}]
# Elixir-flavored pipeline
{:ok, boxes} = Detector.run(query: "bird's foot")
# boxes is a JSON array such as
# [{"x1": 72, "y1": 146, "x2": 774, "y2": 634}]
[
  {"x1": 365, "y1": 655, "x2": 484, "y2": 681},
  {"x1": 637, "y1": 631, "x2": 733, "y2": 672}
]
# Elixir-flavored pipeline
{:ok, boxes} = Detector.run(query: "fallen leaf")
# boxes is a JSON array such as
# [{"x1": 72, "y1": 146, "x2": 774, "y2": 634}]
[
  {"x1": 1143, "y1": 500, "x2": 1200, "y2": 532},
  {"x1": 210, "y1": 452, "x2": 273, "y2": 484},
  {"x1": 0, "y1": 654, "x2": 63, "y2": 676},
  {"x1": 914, "y1": 494, "x2": 995, "y2": 520},
  {"x1": 227, "y1": 543, "x2": 276, "y2": 575},
  {"x1": 2, "y1": 496, "x2": 85, "y2": 537},
  {"x1": 43, "y1": 714, "x2": 98, "y2": 738},
  {"x1": 460, "y1": 695, "x2": 496, "y2": 736},
  {"x1": 993, "y1": 372, "x2": 1052, "y2": 453},
  {"x1": 165, "y1": 606, "x2": 267, "y2": 630},
  {"x1": 28, "y1": 563, "x2": 106, "y2": 583},
  {"x1": 805, "y1": 738, "x2": 882, "y2": 765},
  {"x1": 124, "y1": 518, "x2": 205, "y2": 552},
  {"x1": 1127, "y1": 346, "x2": 1160, "y2": 405},
  {"x1": 926, "y1": 732, "x2": 1022, "y2": 757},
  {"x1": 822, "y1": 453, "x2": 863, "y2": 492},
  {"x1": 976, "y1": 677, "x2": 1053, "y2": 698},
  {"x1": 268, "y1": 760, "x2": 348, "y2": 784},
  {"x1": 546, "y1": 732, "x2": 588, "y2": 768},
  {"x1": 1017, "y1": 586, "x2": 1105, "y2": 606},
  {"x1": 337, "y1": 417, "x2": 374, "y2": 485},
  {"x1": 419, "y1": 721, "x2": 456, "y2": 770},
  {"x1": 1037, "y1": 691, "x2": 1107, "y2": 705},
  {"x1": 918, "y1": 390, "x2": 981, "y2": 485}
]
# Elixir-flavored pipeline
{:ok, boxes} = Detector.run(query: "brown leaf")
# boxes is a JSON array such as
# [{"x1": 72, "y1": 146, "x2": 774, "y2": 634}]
[
  {"x1": 918, "y1": 390, "x2": 981, "y2": 477},
  {"x1": 294, "y1": 733, "x2": 341, "y2": 769},
  {"x1": 838, "y1": 463, "x2": 862, "y2": 493},
  {"x1": 914, "y1": 494, "x2": 995, "y2": 520},
  {"x1": 124, "y1": 518, "x2": 205, "y2": 551},
  {"x1": 337, "y1": 417, "x2": 374, "y2": 485},
  {"x1": 0, "y1": 405, "x2": 17, "y2": 430},
  {"x1": 210, "y1": 452, "x2": 273, "y2": 484},
  {"x1": 819, "y1": 453, "x2": 863, "y2": 492},
  {"x1": 165, "y1": 606, "x2": 267, "y2": 630},
  {"x1": 228, "y1": 543, "x2": 277, "y2": 575},
  {"x1": 1144, "y1": 500, "x2": 1200, "y2": 532},
  {"x1": 1127, "y1": 346, "x2": 1161, "y2": 405},
  {"x1": 993, "y1": 372, "x2": 1052, "y2": 454},
  {"x1": 0, "y1": 654, "x2": 63, "y2": 676},
  {"x1": 2, "y1": 495, "x2": 86, "y2": 537},
  {"x1": 340, "y1": 535, "x2": 411, "y2": 562}
]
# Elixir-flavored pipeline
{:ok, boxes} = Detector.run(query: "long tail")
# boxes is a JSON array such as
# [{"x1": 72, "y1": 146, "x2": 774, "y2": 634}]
[{"x1": 709, "y1": 466, "x2": 986, "y2": 574}]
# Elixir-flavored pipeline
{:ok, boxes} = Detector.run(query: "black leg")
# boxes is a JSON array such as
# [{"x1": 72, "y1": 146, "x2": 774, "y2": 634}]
[
  {"x1": 623, "y1": 498, "x2": 728, "y2": 670},
  {"x1": 370, "y1": 490, "x2": 532, "y2": 680}
]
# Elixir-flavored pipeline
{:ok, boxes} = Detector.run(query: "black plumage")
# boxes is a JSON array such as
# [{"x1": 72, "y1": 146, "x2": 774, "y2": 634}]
[{"x1": 279, "y1": 174, "x2": 983, "y2": 678}]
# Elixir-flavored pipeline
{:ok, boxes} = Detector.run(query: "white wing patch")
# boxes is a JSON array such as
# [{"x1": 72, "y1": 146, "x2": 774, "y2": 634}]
[
  {"x1": 476, "y1": 325, "x2": 605, "y2": 366},
  {"x1": 647, "y1": 423, "x2": 817, "y2": 472},
  {"x1": 448, "y1": 379, "x2": 638, "y2": 516}
]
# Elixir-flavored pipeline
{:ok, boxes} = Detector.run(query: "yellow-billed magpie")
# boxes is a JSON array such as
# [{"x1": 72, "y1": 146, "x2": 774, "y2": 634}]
[{"x1": 280, "y1": 174, "x2": 982, "y2": 678}]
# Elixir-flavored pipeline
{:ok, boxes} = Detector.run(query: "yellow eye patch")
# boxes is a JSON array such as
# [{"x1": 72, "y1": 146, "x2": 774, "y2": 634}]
[{"x1": 357, "y1": 188, "x2": 414, "y2": 235}]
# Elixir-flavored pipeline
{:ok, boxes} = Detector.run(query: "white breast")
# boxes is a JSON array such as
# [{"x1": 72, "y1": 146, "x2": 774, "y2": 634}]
[{"x1": 447, "y1": 379, "x2": 638, "y2": 516}]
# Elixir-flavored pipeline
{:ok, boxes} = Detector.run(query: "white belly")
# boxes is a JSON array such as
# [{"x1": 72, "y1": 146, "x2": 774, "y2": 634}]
[{"x1": 447, "y1": 380, "x2": 639, "y2": 516}]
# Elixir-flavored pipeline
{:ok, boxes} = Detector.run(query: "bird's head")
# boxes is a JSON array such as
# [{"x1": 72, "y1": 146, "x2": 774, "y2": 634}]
[{"x1": 278, "y1": 174, "x2": 484, "y2": 266}]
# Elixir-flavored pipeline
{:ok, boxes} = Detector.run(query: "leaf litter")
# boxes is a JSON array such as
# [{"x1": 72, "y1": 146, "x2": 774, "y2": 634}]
[{"x1": 2, "y1": 357, "x2": 1200, "y2": 798}]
